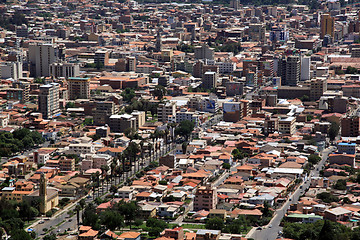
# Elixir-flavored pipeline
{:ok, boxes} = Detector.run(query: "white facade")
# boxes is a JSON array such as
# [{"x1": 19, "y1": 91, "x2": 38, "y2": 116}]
[
  {"x1": 49, "y1": 62, "x2": 80, "y2": 79},
  {"x1": 300, "y1": 56, "x2": 311, "y2": 81},
  {"x1": 29, "y1": 43, "x2": 58, "y2": 77},
  {"x1": 0, "y1": 61, "x2": 23, "y2": 80}
]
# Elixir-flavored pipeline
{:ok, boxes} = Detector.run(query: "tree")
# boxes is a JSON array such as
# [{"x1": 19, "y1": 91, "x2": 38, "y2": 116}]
[
  {"x1": 334, "y1": 179, "x2": 347, "y2": 190},
  {"x1": 346, "y1": 66, "x2": 358, "y2": 74},
  {"x1": 110, "y1": 185, "x2": 118, "y2": 195},
  {"x1": 329, "y1": 122, "x2": 339, "y2": 141},
  {"x1": 153, "y1": 85, "x2": 167, "y2": 100},
  {"x1": 308, "y1": 154, "x2": 321, "y2": 165},
  {"x1": 146, "y1": 218, "x2": 168, "y2": 237},
  {"x1": 9, "y1": 229, "x2": 32, "y2": 240},
  {"x1": 43, "y1": 233, "x2": 57, "y2": 240},
  {"x1": 82, "y1": 203, "x2": 100, "y2": 229},
  {"x1": 205, "y1": 217, "x2": 224, "y2": 230},
  {"x1": 116, "y1": 201, "x2": 140, "y2": 227},
  {"x1": 121, "y1": 88, "x2": 136, "y2": 103},
  {"x1": 317, "y1": 192, "x2": 339, "y2": 203},
  {"x1": 222, "y1": 163, "x2": 231, "y2": 169},
  {"x1": 175, "y1": 120, "x2": 195, "y2": 141},
  {"x1": 100, "y1": 210, "x2": 124, "y2": 231}
]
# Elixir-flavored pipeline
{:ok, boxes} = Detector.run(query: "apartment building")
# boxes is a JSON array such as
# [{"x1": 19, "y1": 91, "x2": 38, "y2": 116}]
[
  {"x1": 278, "y1": 116, "x2": 296, "y2": 135},
  {"x1": 157, "y1": 102, "x2": 176, "y2": 123},
  {"x1": 38, "y1": 83, "x2": 60, "y2": 119},
  {"x1": 194, "y1": 185, "x2": 217, "y2": 211},
  {"x1": 68, "y1": 77, "x2": 90, "y2": 100}
]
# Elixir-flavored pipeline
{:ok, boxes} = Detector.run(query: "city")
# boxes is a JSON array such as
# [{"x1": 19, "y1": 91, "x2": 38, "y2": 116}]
[{"x1": 0, "y1": 0, "x2": 359, "y2": 240}]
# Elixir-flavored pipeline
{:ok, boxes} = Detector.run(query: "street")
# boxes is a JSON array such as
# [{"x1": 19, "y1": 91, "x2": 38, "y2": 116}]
[{"x1": 248, "y1": 146, "x2": 334, "y2": 240}]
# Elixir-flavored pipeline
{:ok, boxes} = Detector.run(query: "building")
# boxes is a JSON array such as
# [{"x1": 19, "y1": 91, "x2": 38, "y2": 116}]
[
  {"x1": 24, "y1": 173, "x2": 59, "y2": 214},
  {"x1": 320, "y1": 13, "x2": 335, "y2": 39},
  {"x1": 38, "y1": 83, "x2": 60, "y2": 119},
  {"x1": 324, "y1": 207, "x2": 351, "y2": 222},
  {"x1": 16, "y1": 24, "x2": 28, "y2": 38},
  {"x1": 341, "y1": 116, "x2": 360, "y2": 137},
  {"x1": 300, "y1": 56, "x2": 311, "y2": 81},
  {"x1": 194, "y1": 185, "x2": 217, "y2": 211},
  {"x1": 249, "y1": 24, "x2": 266, "y2": 43},
  {"x1": 194, "y1": 45, "x2": 214, "y2": 60},
  {"x1": 49, "y1": 62, "x2": 80, "y2": 79},
  {"x1": 0, "y1": 61, "x2": 23, "y2": 80},
  {"x1": 284, "y1": 56, "x2": 300, "y2": 86},
  {"x1": 93, "y1": 101, "x2": 115, "y2": 126},
  {"x1": 109, "y1": 114, "x2": 136, "y2": 133},
  {"x1": 310, "y1": 77, "x2": 327, "y2": 101},
  {"x1": 29, "y1": 43, "x2": 58, "y2": 77},
  {"x1": 59, "y1": 157, "x2": 75, "y2": 172},
  {"x1": 202, "y1": 71, "x2": 218, "y2": 89},
  {"x1": 264, "y1": 117, "x2": 279, "y2": 135},
  {"x1": 176, "y1": 111, "x2": 200, "y2": 126},
  {"x1": 278, "y1": 116, "x2": 296, "y2": 135},
  {"x1": 94, "y1": 50, "x2": 109, "y2": 66},
  {"x1": 68, "y1": 77, "x2": 90, "y2": 100},
  {"x1": 328, "y1": 153, "x2": 355, "y2": 168},
  {"x1": 157, "y1": 102, "x2": 176, "y2": 123},
  {"x1": 225, "y1": 82, "x2": 244, "y2": 96},
  {"x1": 337, "y1": 142, "x2": 356, "y2": 154},
  {"x1": 131, "y1": 111, "x2": 146, "y2": 129}
]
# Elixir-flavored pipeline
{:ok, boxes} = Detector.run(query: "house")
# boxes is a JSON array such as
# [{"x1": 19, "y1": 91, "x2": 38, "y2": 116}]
[
  {"x1": 78, "y1": 228, "x2": 99, "y2": 240},
  {"x1": 286, "y1": 213, "x2": 323, "y2": 223},
  {"x1": 140, "y1": 204, "x2": 157, "y2": 219},
  {"x1": 248, "y1": 194, "x2": 275, "y2": 206},
  {"x1": 324, "y1": 207, "x2": 352, "y2": 222},
  {"x1": 118, "y1": 232, "x2": 141, "y2": 240},
  {"x1": 209, "y1": 209, "x2": 227, "y2": 220},
  {"x1": 100, "y1": 230, "x2": 120, "y2": 239},
  {"x1": 162, "y1": 227, "x2": 184, "y2": 240},
  {"x1": 117, "y1": 186, "x2": 135, "y2": 200},
  {"x1": 196, "y1": 229, "x2": 220, "y2": 240},
  {"x1": 157, "y1": 204, "x2": 180, "y2": 218}
]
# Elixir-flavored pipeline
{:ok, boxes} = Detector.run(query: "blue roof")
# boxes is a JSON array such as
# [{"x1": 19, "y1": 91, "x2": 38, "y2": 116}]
[{"x1": 338, "y1": 143, "x2": 356, "y2": 146}]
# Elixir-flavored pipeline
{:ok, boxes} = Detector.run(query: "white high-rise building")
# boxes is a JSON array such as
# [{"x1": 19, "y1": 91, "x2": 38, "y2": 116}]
[
  {"x1": 0, "y1": 61, "x2": 22, "y2": 80},
  {"x1": 38, "y1": 83, "x2": 60, "y2": 119},
  {"x1": 49, "y1": 62, "x2": 80, "y2": 79},
  {"x1": 301, "y1": 56, "x2": 311, "y2": 81},
  {"x1": 29, "y1": 43, "x2": 58, "y2": 77}
]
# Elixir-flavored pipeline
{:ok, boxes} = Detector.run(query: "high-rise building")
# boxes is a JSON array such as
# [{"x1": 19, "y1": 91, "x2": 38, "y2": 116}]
[
  {"x1": 194, "y1": 45, "x2": 214, "y2": 60},
  {"x1": 0, "y1": 61, "x2": 23, "y2": 80},
  {"x1": 94, "y1": 50, "x2": 109, "y2": 66},
  {"x1": 249, "y1": 24, "x2": 266, "y2": 43},
  {"x1": 341, "y1": 117, "x2": 360, "y2": 137},
  {"x1": 49, "y1": 62, "x2": 80, "y2": 79},
  {"x1": 300, "y1": 56, "x2": 311, "y2": 81},
  {"x1": 38, "y1": 83, "x2": 60, "y2": 119},
  {"x1": 320, "y1": 13, "x2": 334, "y2": 39},
  {"x1": 155, "y1": 30, "x2": 162, "y2": 52},
  {"x1": 278, "y1": 56, "x2": 300, "y2": 86},
  {"x1": 202, "y1": 71, "x2": 218, "y2": 89},
  {"x1": 93, "y1": 101, "x2": 115, "y2": 126},
  {"x1": 29, "y1": 43, "x2": 59, "y2": 77},
  {"x1": 157, "y1": 102, "x2": 176, "y2": 123},
  {"x1": 67, "y1": 77, "x2": 90, "y2": 100},
  {"x1": 194, "y1": 185, "x2": 217, "y2": 211},
  {"x1": 16, "y1": 24, "x2": 28, "y2": 38},
  {"x1": 310, "y1": 77, "x2": 327, "y2": 101}
]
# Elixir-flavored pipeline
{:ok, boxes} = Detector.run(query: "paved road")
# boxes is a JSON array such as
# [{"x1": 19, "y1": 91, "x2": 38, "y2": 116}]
[{"x1": 248, "y1": 146, "x2": 335, "y2": 240}]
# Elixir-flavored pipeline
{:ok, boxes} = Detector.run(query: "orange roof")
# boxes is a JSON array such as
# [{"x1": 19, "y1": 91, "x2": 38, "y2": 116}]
[{"x1": 119, "y1": 232, "x2": 141, "y2": 239}]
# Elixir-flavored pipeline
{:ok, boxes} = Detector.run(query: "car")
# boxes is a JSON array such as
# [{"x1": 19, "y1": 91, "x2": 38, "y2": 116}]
[
  {"x1": 300, "y1": 186, "x2": 303, "y2": 189},
  {"x1": 39, "y1": 220, "x2": 45, "y2": 224},
  {"x1": 289, "y1": 198, "x2": 292, "y2": 201},
  {"x1": 269, "y1": 224, "x2": 272, "y2": 228},
  {"x1": 68, "y1": 219, "x2": 72, "y2": 222},
  {"x1": 256, "y1": 227, "x2": 262, "y2": 230}
]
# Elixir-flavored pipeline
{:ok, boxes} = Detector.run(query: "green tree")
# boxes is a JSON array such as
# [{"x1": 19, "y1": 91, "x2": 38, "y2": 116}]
[
  {"x1": 153, "y1": 85, "x2": 167, "y2": 100},
  {"x1": 308, "y1": 154, "x2": 321, "y2": 165},
  {"x1": 205, "y1": 217, "x2": 224, "y2": 230},
  {"x1": 99, "y1": 210, "x2": 124, "y2": 231},
  {"x1": 121, "y1": 88, "x2": 136, "y2": 103},
  {"x1": 329, "y1": 122, "x2": 340, "y2": 141},
  {"x1": 334, "y1": 179, "x2": 347, "y2": 190},
  {"x1": 346, "y1": 66, "x2": 358, "y2": 74},
  {"x1": 82, "y1": 203, "x2": 100, "y2": 229},
  {"x1": 175, "y1": 120, "x2": 195, "y2": 141}
]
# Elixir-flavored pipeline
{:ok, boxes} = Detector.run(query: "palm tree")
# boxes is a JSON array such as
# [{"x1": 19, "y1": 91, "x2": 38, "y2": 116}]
[{"x1": 111, "y1": 158, "x2": 117, "y2": 185}]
